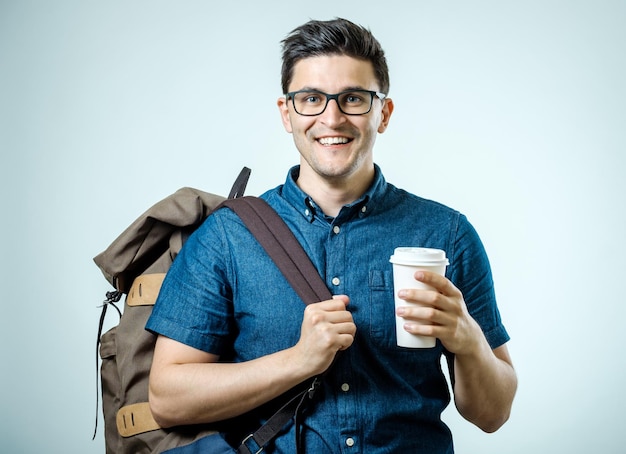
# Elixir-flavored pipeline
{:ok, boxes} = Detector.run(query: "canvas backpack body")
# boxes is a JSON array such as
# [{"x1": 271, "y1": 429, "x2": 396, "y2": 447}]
[
  {"x1": 93, "y1": 170, "x2": 250, "y2": 453},
  {"x1": 93, "y1": 168, "x2": 330, "y2": 454}
]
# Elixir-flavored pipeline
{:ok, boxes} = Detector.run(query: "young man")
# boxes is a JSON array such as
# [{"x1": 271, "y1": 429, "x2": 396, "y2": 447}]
[{"x1": 147, "y1": 18, "x2": 517, "y2": 453}]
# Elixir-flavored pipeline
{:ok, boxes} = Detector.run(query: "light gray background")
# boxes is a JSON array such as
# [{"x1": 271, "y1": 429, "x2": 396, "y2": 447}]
[{"x1": 1, "y1": 1, "x2": 625, "y2": 452}]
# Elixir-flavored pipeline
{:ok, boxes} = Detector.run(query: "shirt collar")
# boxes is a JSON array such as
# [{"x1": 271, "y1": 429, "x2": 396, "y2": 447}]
[{"x1": 281, "y1": 165, "x2": 387, "y2": 223}]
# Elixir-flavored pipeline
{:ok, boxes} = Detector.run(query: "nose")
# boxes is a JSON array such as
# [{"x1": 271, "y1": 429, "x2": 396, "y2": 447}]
[{"x1": 320, "y1": 97, "x2": 346, "y2": 126}]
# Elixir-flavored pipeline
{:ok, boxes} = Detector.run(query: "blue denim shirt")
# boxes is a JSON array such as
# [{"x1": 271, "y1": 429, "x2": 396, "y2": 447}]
[{"x1": 147, "y1": 165, "x2": 509, "y2": 453}]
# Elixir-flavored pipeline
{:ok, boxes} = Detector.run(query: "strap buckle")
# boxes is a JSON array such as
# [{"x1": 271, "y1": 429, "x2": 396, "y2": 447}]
[
  {"x1": 240, "y1": 433, "x2": 264, "y2": 454},
  {"x1": 307, "y1": 376, "x2": 321, "y2": 399}
]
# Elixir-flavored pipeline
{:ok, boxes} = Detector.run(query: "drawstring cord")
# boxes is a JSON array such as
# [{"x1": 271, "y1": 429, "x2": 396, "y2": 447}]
[{"x1": 92, "y1": 290, "x2": 122, "y2": 440}]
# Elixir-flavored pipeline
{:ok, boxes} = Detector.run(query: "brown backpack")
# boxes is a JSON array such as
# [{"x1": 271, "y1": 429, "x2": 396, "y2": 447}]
[{"x1": 92, "y1": 168, "x2": 331, "y2": 454}]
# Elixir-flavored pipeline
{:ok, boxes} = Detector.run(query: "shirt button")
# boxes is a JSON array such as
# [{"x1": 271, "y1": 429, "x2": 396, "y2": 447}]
[
  {"x1": 361, "y1": 205, "x2": 367, "y2": 213},
  {"x1": 341, "y1": 383, "x2": 350, "y2": 392},
  {"x1": 332, "y1": 277, "x2": 340, "y2": 286},
  {"x1": 345, "y1": 437, "x2": 355, "y2": 447},
  {"x1": 304, "y1": 209, "x2": 310, "y2": 216},
  {"x1": 333, "y1": 225, "x2": 341, "y2": 234}
]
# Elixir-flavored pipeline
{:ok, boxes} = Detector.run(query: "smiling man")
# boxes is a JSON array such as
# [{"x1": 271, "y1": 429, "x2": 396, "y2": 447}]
[
  {"x1": 146, "y1": 18, "x2": 517, "y2": 453},
  {"x1": 278, "y1": 54, "x2": 391, "y2": 218}
]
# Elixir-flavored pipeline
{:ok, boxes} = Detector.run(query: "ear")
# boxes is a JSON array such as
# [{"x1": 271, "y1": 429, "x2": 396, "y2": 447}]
[
  {"x1": 277, "y1": 96, "x2": 293, "y2": 133},
  {"x1": 377, "y1": 98, "x2": 394, "y2": 133}
]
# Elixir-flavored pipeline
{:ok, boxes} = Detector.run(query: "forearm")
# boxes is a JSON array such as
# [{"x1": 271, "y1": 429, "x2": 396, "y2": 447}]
[
  {"x1": 452, "y1": 340, "x2": 517, "y2": 433},
  {"x1": 149, "y1": 298, "x2": 355, "y2": 428},
  {"x1": 149, "y1": 342, "x2": 313, "y2": 428}
]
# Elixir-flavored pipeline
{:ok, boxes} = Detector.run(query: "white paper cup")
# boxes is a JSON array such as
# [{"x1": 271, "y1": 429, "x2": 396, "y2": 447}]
[{"x1": 390, "y1": 247, "x2": 449, "y2": 348}]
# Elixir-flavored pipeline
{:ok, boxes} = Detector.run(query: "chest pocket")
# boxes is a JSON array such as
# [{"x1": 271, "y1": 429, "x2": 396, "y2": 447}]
[{"x1": 368, "y1": 269, "x2": 397, "y2": 349}]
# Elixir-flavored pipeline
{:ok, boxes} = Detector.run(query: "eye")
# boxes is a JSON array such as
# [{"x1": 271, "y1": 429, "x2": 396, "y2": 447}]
[
  {"x1": 298, "y1": 92, "x2": 323, "y2": 104},
  {"x1": 343, "y1": 92, "x2": 366, "y2": 105}
]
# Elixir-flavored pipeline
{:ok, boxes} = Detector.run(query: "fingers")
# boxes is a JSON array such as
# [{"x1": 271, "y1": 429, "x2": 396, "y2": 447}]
[
  {"x1": 412, "y1": 270, "x2": 458, "y2": 296},
  {"x1": 395, "y1": 273, "x2": 456, "y2": 332},
  {"x1": 298, "y1": 296, "x2": 356, "y2": 372},
  {"x1": 396, "y1": 283, "x2": 461, "y2": 325},
  {"x1": 304, "y1": 296, "x2": 355, "y2": 335},
  {"x1": 395, "y1": 273, "x2": 482, "y2": 354},
  {"x1": 397, "y1": 272, "x2": 461, "y2": 307}
]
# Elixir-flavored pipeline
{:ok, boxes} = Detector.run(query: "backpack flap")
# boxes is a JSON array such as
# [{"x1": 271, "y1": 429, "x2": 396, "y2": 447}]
[{"x1": 94, "y1": 187, "x2": 225, "y2": 294}]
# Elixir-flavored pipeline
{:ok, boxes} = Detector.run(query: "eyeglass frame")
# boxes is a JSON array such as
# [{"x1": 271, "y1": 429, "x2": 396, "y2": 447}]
[{"x1": 284, "y1": 89, "x2": 387, "y2": 116}]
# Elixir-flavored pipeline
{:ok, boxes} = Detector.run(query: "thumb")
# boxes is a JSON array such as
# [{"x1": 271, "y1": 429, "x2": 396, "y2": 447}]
[{"x1": 332, "y1": 294, "x2": 350, "y2": 306}]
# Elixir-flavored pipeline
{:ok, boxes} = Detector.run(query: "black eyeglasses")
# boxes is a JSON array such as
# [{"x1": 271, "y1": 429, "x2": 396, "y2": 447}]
[{"x1": 285, "y1": 89, "x2": 387, "y2": 116}]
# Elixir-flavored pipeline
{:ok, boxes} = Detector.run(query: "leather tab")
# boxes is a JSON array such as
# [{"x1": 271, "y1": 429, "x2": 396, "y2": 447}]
[
  {"x1": 127, "y1": 274, "x2": 166, "y2": 307},
  {"x1": 116, "y1": 402, "x2": 161, "y2": 437}
]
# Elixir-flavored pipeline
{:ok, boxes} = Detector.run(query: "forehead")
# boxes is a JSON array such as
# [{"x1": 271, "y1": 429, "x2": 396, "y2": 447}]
[{"x1": 289, "y1": 55, "x2": 378, "y2": 92}]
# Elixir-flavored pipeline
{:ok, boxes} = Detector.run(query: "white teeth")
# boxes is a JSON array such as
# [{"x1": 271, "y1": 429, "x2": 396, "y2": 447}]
[{"x1": 318, "y1": 137, "x2": 349, "y2": 145}]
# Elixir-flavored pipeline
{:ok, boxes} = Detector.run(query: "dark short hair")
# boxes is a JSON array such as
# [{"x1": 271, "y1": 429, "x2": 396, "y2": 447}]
[{"x1": 280, "y1": 18, "x2": 390, "y2": 95}]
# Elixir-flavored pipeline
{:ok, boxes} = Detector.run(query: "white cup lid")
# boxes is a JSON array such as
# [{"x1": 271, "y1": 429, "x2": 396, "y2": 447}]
[{"x1": 389, "y1": 247, "x2": 449, "y2": 266}]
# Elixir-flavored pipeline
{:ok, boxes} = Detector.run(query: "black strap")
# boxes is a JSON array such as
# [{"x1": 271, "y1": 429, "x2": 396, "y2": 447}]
[
  {"x1": 219, "y1": 197, "x2": 332, "y2": 454},
  {"x1": 237, "y1": 379, "x2": 318, "y2": 454},
  {"x1": 228, "y1": 167, "x2": 252, "y2": 199}
]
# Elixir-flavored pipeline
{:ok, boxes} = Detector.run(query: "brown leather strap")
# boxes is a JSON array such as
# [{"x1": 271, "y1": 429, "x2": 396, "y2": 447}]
[
  {"x1": 116, "y1": 402, "x2": 161, "y2": 437},
  {"x1": 218, "y1": 197, "x2": 332, "y2": 454},
  {"x1": 126, "y1": 273, "x2": 166, "y2": 307},
  {"x1": 220, "y1": 197, "x2": 331, "y2": 305}
]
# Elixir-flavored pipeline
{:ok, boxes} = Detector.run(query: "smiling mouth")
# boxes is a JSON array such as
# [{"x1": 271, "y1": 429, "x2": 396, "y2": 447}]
[{"x1": 317, "y1": 136, "x2": 351, "y2": 145}]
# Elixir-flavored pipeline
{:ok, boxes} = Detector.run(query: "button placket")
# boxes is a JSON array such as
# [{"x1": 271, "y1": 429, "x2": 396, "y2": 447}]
[{"x1": 327, "y1": 221, "x2": 345, "y2": 292}]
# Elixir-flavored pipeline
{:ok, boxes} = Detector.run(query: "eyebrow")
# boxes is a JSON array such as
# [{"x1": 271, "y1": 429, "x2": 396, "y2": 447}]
[{"x1": 292, "y1": 86, "x2": 370, "y2": 93}]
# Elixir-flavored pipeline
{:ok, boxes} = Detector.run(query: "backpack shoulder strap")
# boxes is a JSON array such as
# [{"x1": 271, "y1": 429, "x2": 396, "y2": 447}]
[
  {"x1": 218, "y1": 196, "x2": 332, "y2": 454},
  {"x1": 219, "y1": 196, "x2": 332, "y2": 304}
]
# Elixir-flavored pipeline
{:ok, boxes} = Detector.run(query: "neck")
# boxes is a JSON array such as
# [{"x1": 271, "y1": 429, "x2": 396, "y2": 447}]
[{"x1": 297, "y1": 165, "x2": 375, "y2": 218}]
